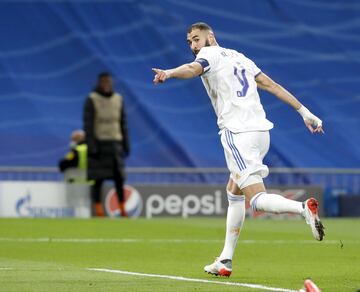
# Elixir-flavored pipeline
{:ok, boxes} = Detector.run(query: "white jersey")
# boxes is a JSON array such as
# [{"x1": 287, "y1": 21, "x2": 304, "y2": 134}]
[{"x1": 195, "y1": 46, "x2": 273, "y2": 133}]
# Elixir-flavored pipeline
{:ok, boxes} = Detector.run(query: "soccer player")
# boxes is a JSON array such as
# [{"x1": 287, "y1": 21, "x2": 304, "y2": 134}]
[{"x1": 152, "y1": 22, "x2": 325, "y2": 277}]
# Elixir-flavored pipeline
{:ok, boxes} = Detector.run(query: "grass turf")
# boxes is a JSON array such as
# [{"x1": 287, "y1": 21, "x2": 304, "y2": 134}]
[{"x1": 0, "y1": 217, "x2": 359, "y2": 291}]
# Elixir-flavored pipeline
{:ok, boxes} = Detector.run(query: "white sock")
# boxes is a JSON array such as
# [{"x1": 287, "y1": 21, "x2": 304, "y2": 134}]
[
  {"x1": 250, "y1": 192, "x2": 304, "y2": 214},
  {"x1": 219, "y1": 191, "x2": 245, "y2": 261}
]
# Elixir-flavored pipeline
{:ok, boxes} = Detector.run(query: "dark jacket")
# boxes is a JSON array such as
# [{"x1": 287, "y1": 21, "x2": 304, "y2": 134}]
[
  {"x1": 83, "y1": 89, "x2": 130, "y2": 180},
  {"x1": 58, "y1": 146, "x2": 79, "y2": 172}
]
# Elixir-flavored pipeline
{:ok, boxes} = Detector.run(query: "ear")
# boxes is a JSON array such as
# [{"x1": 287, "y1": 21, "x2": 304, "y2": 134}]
[{"x1": 208, "y1": 32, "x2": 216, "y2": 45}]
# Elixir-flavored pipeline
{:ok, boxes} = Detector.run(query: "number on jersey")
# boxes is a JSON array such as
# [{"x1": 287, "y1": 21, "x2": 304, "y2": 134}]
[{"x1": 233, "y1": 66, "x2": 249, "y2": 97}]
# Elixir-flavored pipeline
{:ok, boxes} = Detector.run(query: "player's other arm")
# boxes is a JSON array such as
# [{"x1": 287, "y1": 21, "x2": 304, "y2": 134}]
[
  {"x1": 152, "y1": 62, "x2": 203, "y2": 84},
  {"x1": 255, "y1": 72, "x2": 324, "y2": 134}
]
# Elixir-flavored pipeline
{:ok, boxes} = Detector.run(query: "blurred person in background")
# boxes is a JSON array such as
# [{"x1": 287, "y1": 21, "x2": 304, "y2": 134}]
[
  {"x1": 152, "y1": 22, "x2": 324, "y2": 277},
  {"x1": 58, "y1": 129, "x2": 88, "y2": 183},
  {"x1": 83, "y1": 72, "x2": 130, "y2": 217}
]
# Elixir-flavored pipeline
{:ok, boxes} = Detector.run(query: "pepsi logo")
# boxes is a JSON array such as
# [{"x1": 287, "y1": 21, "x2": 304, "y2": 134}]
[{"x1": 104, "y1": 185, "x2": 143, "y2": 217}]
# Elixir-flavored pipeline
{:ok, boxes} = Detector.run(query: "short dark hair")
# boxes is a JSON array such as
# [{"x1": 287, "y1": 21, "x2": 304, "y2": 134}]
[
  {"x1": 98, "y1": 72, "x2": 112, "y2": 80},
  {"x1": 187, "y1": 22, "x2": 213, "y2": 34}
]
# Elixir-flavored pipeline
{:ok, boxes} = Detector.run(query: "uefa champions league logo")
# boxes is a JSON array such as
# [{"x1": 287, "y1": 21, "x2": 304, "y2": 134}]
[{"x1": 104, "y1": 185, "x2": 143, "y2": 217}]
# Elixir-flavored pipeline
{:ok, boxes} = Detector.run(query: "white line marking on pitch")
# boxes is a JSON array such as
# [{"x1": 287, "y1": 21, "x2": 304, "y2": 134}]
[
  {"x1": 87, "y1": 268, "x2": 297, "y2": 292},
  {"x1": 0, "y1": 237, "x2": 356, "y2": 245}
]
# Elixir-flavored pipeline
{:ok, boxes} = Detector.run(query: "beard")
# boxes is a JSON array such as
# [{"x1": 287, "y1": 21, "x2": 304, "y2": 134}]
[{"x1": 192, "y1": 39, "x2": 211, "y2": 57}]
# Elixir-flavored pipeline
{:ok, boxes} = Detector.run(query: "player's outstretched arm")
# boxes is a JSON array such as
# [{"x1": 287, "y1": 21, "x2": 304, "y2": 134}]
[
  {"x1": 255, "y1": 72, "x2": 324, "y2": 134},
  {"x1": 152, "y1": 62, "x2": 203, "y2": 84}
]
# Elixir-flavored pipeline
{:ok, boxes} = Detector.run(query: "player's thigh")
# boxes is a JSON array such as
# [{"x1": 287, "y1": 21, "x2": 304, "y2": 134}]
[
  {"x1": 221, "y1": 130, "x2": 269, "y2": 189},
  {"x1": 259, "y1": 131, "x2": 270, "y2": 160}
]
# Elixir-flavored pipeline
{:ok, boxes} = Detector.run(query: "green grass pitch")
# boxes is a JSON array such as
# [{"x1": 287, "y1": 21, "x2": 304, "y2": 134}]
[{"x1": 0, "y1": 217, "x2": 359, "y2": 291}]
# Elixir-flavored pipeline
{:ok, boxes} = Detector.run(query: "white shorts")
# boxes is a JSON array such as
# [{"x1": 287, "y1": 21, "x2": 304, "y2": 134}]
[{"x1": 220, "y1": 129, "x2": 270, "y2": 189}]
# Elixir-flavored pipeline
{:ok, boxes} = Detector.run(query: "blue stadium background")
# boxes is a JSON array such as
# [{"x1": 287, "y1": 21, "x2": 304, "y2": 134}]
[{"x1": 0, "y1": 0, "x2": 359, "y2": 168}]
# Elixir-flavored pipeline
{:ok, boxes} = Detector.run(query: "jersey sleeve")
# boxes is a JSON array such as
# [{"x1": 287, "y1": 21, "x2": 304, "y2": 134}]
[
  {"x1": 249, "y1": 58, "x2": 262, "y2": 77},
  {"x1": 195, "y1": 47, "x2": 218, "y2": 76}
]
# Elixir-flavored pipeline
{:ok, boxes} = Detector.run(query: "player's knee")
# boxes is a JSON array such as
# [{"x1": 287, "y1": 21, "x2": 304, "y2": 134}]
[
  {"x1": 227, "y1": 178, "x2": 242, "y2": 195},
  {"x1": 240, "y1": 179, "x2": 266, "y2": 201}
]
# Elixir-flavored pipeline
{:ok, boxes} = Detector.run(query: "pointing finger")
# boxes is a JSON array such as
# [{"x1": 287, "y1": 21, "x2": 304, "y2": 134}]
[{"x1": 152, "y1": 68, "x2": 161, "y2": 74}]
